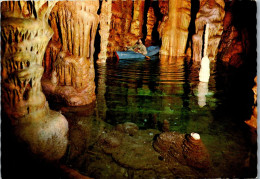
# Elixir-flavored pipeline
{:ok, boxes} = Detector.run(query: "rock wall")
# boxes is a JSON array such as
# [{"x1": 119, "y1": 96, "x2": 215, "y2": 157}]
[
  {"x1": 192, "y1": 0, "x2": 225, "y2": 62},
  {"x1": 107, "y1": 0, "x2": 134, "y2": 58},
  {"x1": 42, "y1": 1, "x2": 99, "y2": 106},
  {"x1": 159, "y1": 0, "x2": 191, "y2": 56},
  {"x1": 217, "y1": 11, "x2": 249, "y2": 68},
  {"x1": 1, "y1": 1, "x2": 68, "y2": 161}
]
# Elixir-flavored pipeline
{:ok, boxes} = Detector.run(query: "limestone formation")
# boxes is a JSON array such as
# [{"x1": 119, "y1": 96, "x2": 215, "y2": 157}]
[
  {"x1": 107, "y1": 0, "x2": 134, "y2": 58},
  {"x1": 218, "y1": 11, "x2": 249, "y2": 68},
  {"x1": 154, "y1": 132, "x2": 211, "y2": 169},
  {"x1": 199, "y1": 23, "x2": 210, "y2": 83},
  {"x1": 42, "y1": 1, "x2": 99, "y2": 106},
  {"x1": 245, "y1": 76, "x2": 257, "y2": 129},
  {"x1": 98, "y1": 0, "x2": 112, "y2": 63},
  {"x1": 159, "y1": 0, "x2": 191, "y2": 56},
  {"x1": 1, "y1": 1, "x2": 68, "y2": 161},
  {"x1": 192, "y1": 0, "x2": 225, "y2": 62},
  {"x1": 130, "y1": 0, "x2": 145, "y2": 38},
  {"x1": 145, "y1": 6, "x2": 157, "y2": 47}
]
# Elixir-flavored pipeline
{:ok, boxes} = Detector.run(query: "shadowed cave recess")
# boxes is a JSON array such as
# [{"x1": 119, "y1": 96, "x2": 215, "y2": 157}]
[{"x1": 1, "y1": 0, "x2": 257, "y2": 178}]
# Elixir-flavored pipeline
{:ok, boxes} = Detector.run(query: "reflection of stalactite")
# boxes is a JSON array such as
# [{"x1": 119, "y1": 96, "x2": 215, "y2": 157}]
[
  {"x1": 159, "y1": 0, "x2": 191, "y2": 56},
  {"x1": 98, "y1": 0, "x2": 112, "y2": 63},
  {"x1": 197, "y1": 82, "x2": 208, "y2": 107}
]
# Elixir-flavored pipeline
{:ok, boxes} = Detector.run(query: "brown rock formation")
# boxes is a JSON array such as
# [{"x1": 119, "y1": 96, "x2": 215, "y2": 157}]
[
  {"x1": 218, "y1": 11, "x2": 249, "y2": 68},
  {"x1": 107, "y1": 0, "x2": 134, "y2": 58},
  {"x1": 154, "y1": 132, "x2": 211, "y2": 169},
  {"x1": 159, "y1": 0, "x2": 191, "y2": 56},
  {"x1": 98, "y1": 0, "x2": 112, "y2": 63},
  {"x1": 192, "y1": 0, "x2": 225, "y2": 62},
  {"x1": 1, "y1": 1, "x2": 68, "y2": 161},
  {"x1": 245, "y1": 76, "x2": 257, "y2": 129},
  {"x1": 130, "y1": 0, "x2": 145, "y2": 38},
  {"x1": 145, "y1": 6, "x2": 157, "y2": 47},
  {"x1": 42, "y1": 1, "x2": 99, "y2": 106}
]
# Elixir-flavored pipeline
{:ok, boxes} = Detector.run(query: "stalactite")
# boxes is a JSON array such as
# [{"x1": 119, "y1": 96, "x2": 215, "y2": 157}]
[
  {"x1": 1, "y1": 1, "x2": 68, "y2": 161},
  {"x1": 145, "y1": 6, "x2": 156, "y2": 47},
  {"x1": 192, "y1": 0, "x2": 225, "y2": 62},
  {"x1": 159, "y1": 0, "x2": 191, "y2": 56},
  {"x1": 42, "y1": 1, "x2": 99, "y2": 106}
]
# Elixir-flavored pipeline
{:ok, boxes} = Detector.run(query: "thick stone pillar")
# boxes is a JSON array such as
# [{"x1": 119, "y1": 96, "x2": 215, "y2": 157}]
[
  {"x1": 97, "y1": 0, "x2": 112, "y2": 63},
  {"x1": 192, "y1": 0, "x2": 225, "y2": 62},
  {"x1": 159, "y1": 0, "x2": 191, "y2": 56},
  {"x1": 130, "y1": 0, "x2": 145, "y2": 38},
  {"x1": 42, "y1": 1, "x2": 99, "y2": 106},
  {"x1": 1, "y1": 1, "x2": 68, "y2": 161}
]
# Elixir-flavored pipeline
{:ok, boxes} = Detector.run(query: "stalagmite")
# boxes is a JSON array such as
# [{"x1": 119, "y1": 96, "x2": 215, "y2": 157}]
[
  {"x1": 42, "y1": 1, "x2": 99, "y2": 106},
  {"x1": 98, "y1": 0, "x2": 112, "y2": 63},
  {"x1": 192, "y1": 0, "x2": 225, "y2": 62},
  {"x1": 1, "y1": 1, "x2": 68, "y2": 161},
  {"x1": 199, "y1": 24, "x2": 210, "y2": 83},
  {"x1": 145, "y1": 6, "x2": 157, "y2": 47},
  {"x1": 159, "y1": 0, "x2": 191, "y2": 56}
]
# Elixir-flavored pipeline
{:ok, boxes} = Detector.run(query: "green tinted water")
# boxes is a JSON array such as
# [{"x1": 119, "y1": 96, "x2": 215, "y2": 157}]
[{"x1": 61, "y1": 56, "x2": 256, "y2": 178}]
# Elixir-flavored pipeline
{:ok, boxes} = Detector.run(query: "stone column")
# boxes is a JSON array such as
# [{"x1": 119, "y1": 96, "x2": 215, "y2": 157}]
[
  {"x1": 145, "y1": 6, "x2": 156, "y2": 47},
  {"x1": 130, "y1": 0, "x2": 145, "y2": 38},
  {"x1": 97, "y1": 0, "x2": 112, "y2": 63},
  {"x1": 192, "y1": 0, "x2": 225, "y2": 62},
  {"x1": 1, "y1": 1, "x2": 68, "y2": 161},
  {"x1": 159, "y1": 0, "x2": 191, "y2": 56},
  {"x1": 42, "y1": 1, "x2": 99, "y2": 106}
]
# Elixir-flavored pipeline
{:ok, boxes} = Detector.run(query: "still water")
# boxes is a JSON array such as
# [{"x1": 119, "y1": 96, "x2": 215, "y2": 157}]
[{"x1": 60, "y1": 55, "x2": 256, "y2": 178}]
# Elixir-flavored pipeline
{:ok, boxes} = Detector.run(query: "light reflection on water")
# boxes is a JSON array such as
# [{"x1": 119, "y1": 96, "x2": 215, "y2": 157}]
[{"x1": 62, "y1": 55, "x2": 256, "y2": 178}]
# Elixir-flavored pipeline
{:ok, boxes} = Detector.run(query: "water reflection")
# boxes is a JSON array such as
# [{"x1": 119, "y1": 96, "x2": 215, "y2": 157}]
[{"x1": 198, "y1": 81, "x2": 208, "y2": 107}]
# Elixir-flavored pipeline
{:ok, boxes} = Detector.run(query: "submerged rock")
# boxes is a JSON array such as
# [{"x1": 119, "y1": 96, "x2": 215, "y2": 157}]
[
  {"x1": 153, "y1": 132, "x2": 211, "y2": 170},
  {"x1": 115, "y1": 122, "x2": 139, "y2": 136}
]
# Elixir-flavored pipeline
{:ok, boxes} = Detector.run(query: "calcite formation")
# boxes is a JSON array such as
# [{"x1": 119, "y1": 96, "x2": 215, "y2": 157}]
[
  {"x1": 218, "y1": 11, "x2": 249, "y2": 68},
  {"x1": 42, "y1": 1, "x2": 99, "y2": 106},
  {"x1": 159, "y1": 0, "x2": 191, "y2": 56},
  {"x1": 145, "y1": 6, "x2": 157, "y2": 46},
  {"x1": 98, "y1": 0, "x2": 112, "y2": 63},
  {"x1": 1, "y1": 1, "x2": 68, "y2": 161},
  {"x1": 153, "y1": 132, "x2": 211, "y2": 169},
  {"x1": 245, "y1": 76, "x2": 257, "y2": 129},
  {"x1": 130, "y1": 0, "x2": 145, "y2": 38},
  {"x1": 192, "y1": 0, "x2": 225, "y2": 62},
  {"x1": 107, "y1": 0, "x2": 134, "y2": 57}
]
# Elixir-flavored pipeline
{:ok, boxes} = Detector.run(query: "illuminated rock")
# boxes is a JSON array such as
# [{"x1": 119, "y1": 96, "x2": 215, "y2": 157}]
[
  {"x1": 42, "y1": 1, "x2": 99, "y2": 106},
  {"x1": 192, "y1": 0, "x2": 225, "y2": 62},
  {"x1": 98, "y1": 0, "x2": 112, "y2": 63},
  {"x1": 145, "y1": 6, "x2": 157, "y2": 47},
  {"x1": 245, "y1": 76, "x2": 257, "y2": 129},
  {"x1": 159, "y1": 0, "x2": 191, "y2": 56},
  {"x1": 1, "y1": 1, "x2": 68, "y2": 161}
]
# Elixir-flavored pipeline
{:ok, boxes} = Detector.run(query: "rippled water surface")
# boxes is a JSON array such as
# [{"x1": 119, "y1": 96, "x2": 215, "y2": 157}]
[{"x1": 61, "y1": 55, "x2": 256, "y2": 178}]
